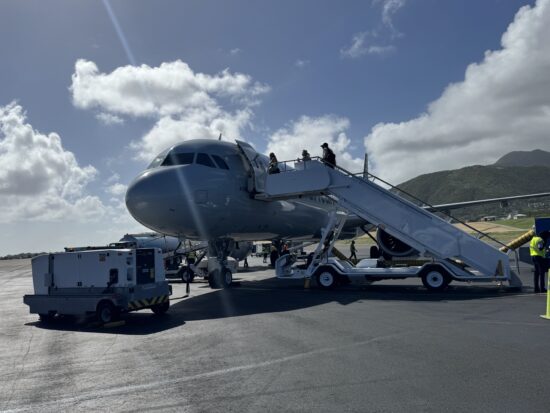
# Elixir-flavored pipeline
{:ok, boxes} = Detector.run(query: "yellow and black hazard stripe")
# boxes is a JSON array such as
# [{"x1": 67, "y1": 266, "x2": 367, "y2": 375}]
[{"x1": 127, "y1": 295, "x2": 169, "y2": 310}]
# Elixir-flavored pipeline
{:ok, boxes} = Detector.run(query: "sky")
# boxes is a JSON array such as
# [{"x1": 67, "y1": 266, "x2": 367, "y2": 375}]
[{"x1": 1, "y1": 0, "x2": 550, "y2": 255}]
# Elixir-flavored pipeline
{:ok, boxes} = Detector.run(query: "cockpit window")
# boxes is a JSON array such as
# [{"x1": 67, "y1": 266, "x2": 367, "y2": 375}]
[
  {"x1": 211, "y1": 155, "x2": 229, "y2": 170},
  {"x1": 147, "y1": 148, "x2": 170, "y2": 169},
  {"x1": 196, "y1": 153, "x2": 216, "y2": 168},
  {"x1": 161, "y1": 152, "x2": 195, "y2": 166}
]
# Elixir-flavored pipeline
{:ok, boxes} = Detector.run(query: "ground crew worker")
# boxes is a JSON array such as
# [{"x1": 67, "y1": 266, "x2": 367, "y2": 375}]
[
  {"x1": 269, "y1": 244, "x2": 279, "y2": 267},
  {"x1": 349, "y1": 240, "x2": 357, "y2": 262},
  {"x1": 321, "y1": 142, "x2": 336, "y2": 168},
  {"x1": 530, "y1": 231, "x2": 548, "y2": 293},
  {"x1": 187, "y1": 249, "x2": 196, "y2": 265}
]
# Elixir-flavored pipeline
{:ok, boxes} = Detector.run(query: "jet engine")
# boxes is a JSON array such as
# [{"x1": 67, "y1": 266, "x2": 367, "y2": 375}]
[{"x1": 376, "y1": 229, "x2": 417, "y2": 257}]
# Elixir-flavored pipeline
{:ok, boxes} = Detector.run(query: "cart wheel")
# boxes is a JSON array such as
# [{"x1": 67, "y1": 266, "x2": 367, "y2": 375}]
[
  {"x1": 316, "y1": 267, "x2": 337, "y2": 290},
  {"x1": 96, "y1": 301, "x2": 117, "y2": 324},
  {"x1": 151, "y1": 300, "x2": 170, "y2": 315},
  {"x1": 421, "y1": 266, "x2": 450, "y2": 291}
]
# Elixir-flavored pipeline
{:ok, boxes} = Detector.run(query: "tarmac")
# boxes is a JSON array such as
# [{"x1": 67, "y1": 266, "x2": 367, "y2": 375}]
[{"x1": 1, "y1": 247, "x2": 550, "y2": 412}]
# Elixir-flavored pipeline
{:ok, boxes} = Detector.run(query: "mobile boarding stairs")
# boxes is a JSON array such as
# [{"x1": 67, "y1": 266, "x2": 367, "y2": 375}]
[{"x1": 255, "y1": 159, "x2": 522, "y2": 289}]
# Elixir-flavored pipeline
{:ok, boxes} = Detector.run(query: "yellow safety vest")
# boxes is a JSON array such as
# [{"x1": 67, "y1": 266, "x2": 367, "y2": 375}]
[{"x1": 530, "y1": 236, "x2": 545, "y2": 257}]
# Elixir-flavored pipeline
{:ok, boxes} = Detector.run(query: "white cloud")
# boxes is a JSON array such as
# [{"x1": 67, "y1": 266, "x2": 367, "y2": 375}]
[
  {"x1": 340, "y1": 32, "x2": 395, "y2": 58},
  {"x1": 342, "y1": 0, "x2": 405, "y2": 59},
  {"x1": 365, "y1": 0, "x2": 550, "y2": 184},
  {"x1": 295, "y1": 59, "x2": 310, "y2": 68},
  {"x1": 230, "y1": 48, "x2": 241, "y2": 56},
  {"x1": 266, "y1": 115, "x2": 364, "y2": 172},
  {"x1": 106, "y1": 182, "x2": 127, "y2": 196},
  {"x1": 0, "y1": 102, "x2": 107, "y2": 223},
  {"x1": 132, "y1": 108, "x2": 253, "y2": 161},
  {"x1": 96, "y1": 112, "x2": 124, "y2": 125},
  {"x1": 375, "y1": 0, "x2": 406, "y2": 37},
  {"x1": 70, "y1": 59, "x2": 269, "y2": 117},
  {"x1": 70, "y1": 59, "x2": 269, "y2": 161}
]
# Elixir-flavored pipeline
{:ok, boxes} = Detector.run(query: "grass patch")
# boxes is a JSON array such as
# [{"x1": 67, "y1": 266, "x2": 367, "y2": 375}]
[{"x1": 493, "y1": 217, "x2": 534, "y2": 230}]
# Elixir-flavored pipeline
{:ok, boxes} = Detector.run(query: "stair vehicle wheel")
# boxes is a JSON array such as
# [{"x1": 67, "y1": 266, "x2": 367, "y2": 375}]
[
  {"x1": 316, "y1": 267, "x2": 338, "y2": 290},
  {"x1": 421, "y1": 266, "x2": 450, "y2": 291},
  {"x1": 151, "y1": 300, "x2": 170, "y2": 315},
  {"x1": 96, "y1": 301, "x2": 117, "y2": 324}
]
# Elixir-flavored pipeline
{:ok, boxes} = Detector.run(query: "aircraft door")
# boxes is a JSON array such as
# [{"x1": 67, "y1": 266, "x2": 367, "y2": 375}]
[{"x1": 235, "y1": 140, "x2": 267, "y2": 193}]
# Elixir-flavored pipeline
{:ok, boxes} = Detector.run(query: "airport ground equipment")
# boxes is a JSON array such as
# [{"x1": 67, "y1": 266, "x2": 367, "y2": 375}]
[
  {"x1": 261, "y1": 160, "x2": 522, "y2": 289},
  {"x1": 275, "y1": 213, "x2": 467, "y2": 290},
  {"x1": 23, "y1": 248, "x2": 172, "y2": 323}
]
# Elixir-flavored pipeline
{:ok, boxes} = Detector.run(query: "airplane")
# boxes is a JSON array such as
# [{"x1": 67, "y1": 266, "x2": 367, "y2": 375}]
[{"x1": 125, "y1": 139, "x2": 550, "y2": 288}]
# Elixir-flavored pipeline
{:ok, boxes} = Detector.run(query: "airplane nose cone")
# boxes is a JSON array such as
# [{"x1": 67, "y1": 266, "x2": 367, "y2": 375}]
[{"x1": 125, "y1": 170, "x2": 166, "y2": 230}]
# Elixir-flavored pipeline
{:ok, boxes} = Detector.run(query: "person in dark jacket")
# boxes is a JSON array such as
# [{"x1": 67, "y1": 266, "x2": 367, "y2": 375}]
[
  {"x1": 268, "y1": 152, "x2": 280, "y2": 174},
  {"x1": 321, "y1": 142, "x2": 336, "y2": 168},
  {"x1": 269, "y1": 244, "x2": 279, "y2": 267}
]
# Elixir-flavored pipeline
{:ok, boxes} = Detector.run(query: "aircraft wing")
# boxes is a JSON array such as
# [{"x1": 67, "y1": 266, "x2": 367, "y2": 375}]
[{"x1": 424, "y1": 192, "x2": 550, "y2": 212}]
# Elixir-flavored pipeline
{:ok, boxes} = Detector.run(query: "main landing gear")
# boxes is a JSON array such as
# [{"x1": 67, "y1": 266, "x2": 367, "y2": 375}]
[{"x1": 207, "y1": 239, "x2": 233, "y2": 289}]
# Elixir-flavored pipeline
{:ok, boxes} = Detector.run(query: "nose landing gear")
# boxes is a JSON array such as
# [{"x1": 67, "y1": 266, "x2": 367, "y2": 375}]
[{"x1": 207, "y1": 239, "x2": 234, "y2": 289}]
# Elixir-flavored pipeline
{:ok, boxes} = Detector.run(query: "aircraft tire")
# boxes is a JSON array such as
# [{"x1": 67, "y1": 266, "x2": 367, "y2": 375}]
[
  {"x1": 208, "y1": 270, "x2": 220, "y2": 288},
  {"x1": 208, "y1": 268, "x2": 232, "y2": 289},
  {"x1": 220, "y1": 268, "x2": 232, "y2": 288}
]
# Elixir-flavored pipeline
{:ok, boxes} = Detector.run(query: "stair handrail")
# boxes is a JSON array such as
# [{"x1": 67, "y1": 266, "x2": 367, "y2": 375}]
[{"x1": 274, "y1": 156, "x2": 509, "y2": 250}]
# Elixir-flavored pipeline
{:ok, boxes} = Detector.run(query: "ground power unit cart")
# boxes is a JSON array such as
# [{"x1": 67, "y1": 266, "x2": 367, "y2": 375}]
[{"x1": 24, "y1": 248, "x2": 172, "y2": 324}]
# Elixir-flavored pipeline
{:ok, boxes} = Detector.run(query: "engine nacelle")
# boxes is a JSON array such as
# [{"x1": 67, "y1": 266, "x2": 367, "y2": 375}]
[{"x1": 376, "y1": 229, "x2": 417, "y2": 257}]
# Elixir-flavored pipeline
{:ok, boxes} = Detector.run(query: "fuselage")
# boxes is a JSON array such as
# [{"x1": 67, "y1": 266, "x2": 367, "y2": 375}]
[{"x1": 125, "y1": 139, "x2": 351, "y2": 242}]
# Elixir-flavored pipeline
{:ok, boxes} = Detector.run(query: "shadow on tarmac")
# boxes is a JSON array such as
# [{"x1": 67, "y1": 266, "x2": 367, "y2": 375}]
[{"x1": 24, "y1": 275, "x2": 524, "y2": 335}]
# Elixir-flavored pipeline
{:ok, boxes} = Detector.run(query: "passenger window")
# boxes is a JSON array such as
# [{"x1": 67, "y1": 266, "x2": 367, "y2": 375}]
[
  {"x1": 211, "y1": 155, "x2": 229, "y2": 170},
  {"x1": 196, "y1": 153, "x2": 216, "y2": 168},
  {"x1": 161, "y1": 152, "x2": 195, "y2": 166}
]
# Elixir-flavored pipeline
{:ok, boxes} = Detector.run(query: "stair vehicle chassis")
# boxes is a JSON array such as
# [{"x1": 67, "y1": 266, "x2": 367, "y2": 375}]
[{"x1": 276, "y1": 254, "x2": 463, "y2": 291}]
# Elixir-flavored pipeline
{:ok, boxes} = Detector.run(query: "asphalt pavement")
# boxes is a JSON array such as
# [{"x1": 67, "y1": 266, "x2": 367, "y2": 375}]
[{"x1": 1, "y1": 250, "x2": 550, "y2": 412}]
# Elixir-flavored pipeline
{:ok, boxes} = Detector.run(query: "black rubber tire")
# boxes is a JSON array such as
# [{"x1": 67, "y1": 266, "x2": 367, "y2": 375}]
[
  {"x1": 96, "y1": 301, "x2": 117, "y2": 324},
  {"x1": 220, "y1": 268, "x2": 232, "y2": 289},
  {"x1": 369, "y1": 245, "x2": 380, "y2": 259},
  {"x1": 316, "y1": 267, "x2": 338, "y2": 290},
  {"x1": 420, "y1": 266, "x2": 451, "y2": 291},
  {"x1": 208, "y1": 268, "x2": 232, "y2": 289},
  {"x1": 151, "y1": 300, "x2": 170, "y2": 315},
  {"x1": 179, "y1": 267, "x2": 195, "y2": 283},
  {"x1": 208, "y1": 269, "x2": 220, "y2": 288}
]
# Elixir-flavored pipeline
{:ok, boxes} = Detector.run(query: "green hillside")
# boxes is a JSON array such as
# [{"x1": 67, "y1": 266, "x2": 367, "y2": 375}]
[
  {"x1": 397, "y1": 165, "x2": 550, "y2": 220},
  {"x1": 494, "y1": 149, "x2": 550, "y2": 167}
]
